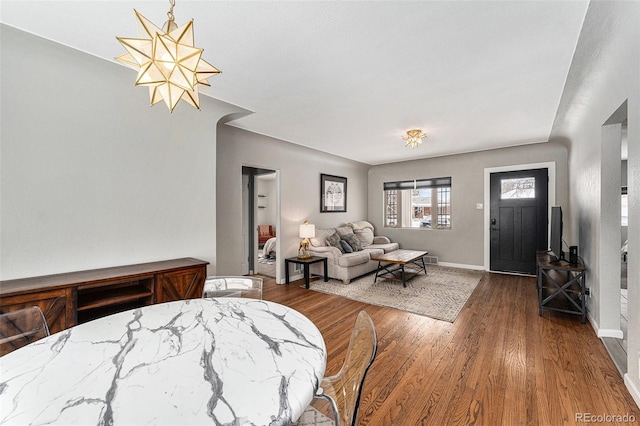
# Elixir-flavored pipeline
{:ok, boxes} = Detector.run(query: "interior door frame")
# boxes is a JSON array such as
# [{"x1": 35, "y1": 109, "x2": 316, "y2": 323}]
[
  {"x1": 241, "y1": 165, "x2": 281, "y2": 283},
  {"x1": 483, "y1": 162, "x2": 556, "y2": 272}
]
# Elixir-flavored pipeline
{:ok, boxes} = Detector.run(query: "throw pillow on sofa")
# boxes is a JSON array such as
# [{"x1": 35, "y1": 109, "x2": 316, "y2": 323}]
[
  {"x1": 342, "y1": 233, "x2": 363, "y2": 251},
  {"x1": 353, "y1": 227, "x2": 374, "y2": 246},
  {"x1": 339, "y1": 240, "x2": 354, "y2": 253},
  {"x1": 348, "y1": 221, "x2": 375, "y2": 246},
  {"x1": 326, "y1": 232, "x2": 345, "y2": 253},
  {"x1": 311, "y1": 228, "x2": 336, "y2": 247}
]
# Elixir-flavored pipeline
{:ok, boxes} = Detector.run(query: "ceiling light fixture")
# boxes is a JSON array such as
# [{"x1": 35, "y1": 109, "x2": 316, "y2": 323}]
[
  {"x1": 115, "y1": 0, "x2": 220, "y2": 112},
  {"x1": 403, "y1": 129, "x2": 427, "y2": 149}
]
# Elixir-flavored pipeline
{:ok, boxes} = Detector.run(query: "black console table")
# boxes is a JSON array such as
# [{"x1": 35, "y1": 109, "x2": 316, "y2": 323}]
[
  {"x1": 284, "y1": 256, "x2": 328, "y2": 289},
  {"x1": 536, "y1": 252, "x2": 588, "y2": 323}
]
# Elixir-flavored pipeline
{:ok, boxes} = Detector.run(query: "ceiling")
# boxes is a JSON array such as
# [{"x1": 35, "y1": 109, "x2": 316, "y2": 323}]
[{"x1": 1, "y1": 1, "x2": 589, "y2": 165}]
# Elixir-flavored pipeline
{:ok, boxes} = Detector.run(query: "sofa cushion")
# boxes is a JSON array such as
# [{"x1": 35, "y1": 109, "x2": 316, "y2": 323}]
[
  {"x1": 342, "y1": 233, "x2": 363, "y2": 251},
  {"x1": 367, "y1": 242, "x2": 400, "y2": 253},
  {"x1": 310, "y1": 228, "x2": 335, "y2": 247},
  {"x1": 348, "y1": 220, "x2": 374, "y2": 231},
  {"x1": 363, "y1": 247, "x2": 385, "y2": 258},
  {"x1": 337, "y1": 251, "x2": 370, "y2": 267},
  {"x1": 326, "y1": 232, "x2": 344, "y2": 252},
  {"x1": 339, "y1": 240, "x2": 354, "y2": 253},
  {"x1": 353, "y1": 227, "x2": 374, "y2": 246}
]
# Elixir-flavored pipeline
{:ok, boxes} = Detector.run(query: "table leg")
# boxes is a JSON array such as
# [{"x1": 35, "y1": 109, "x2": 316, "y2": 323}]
[
  {"x1": 374, "y1": 262, "x2": 381, "y2": 283},
  {"x1": 323, "y1": 259, "x2": 328, "y2": 282},
  {"x1": 285, "y1": 260, "x2": 291, "y2": 284},
  {"x1": 537, "y1": 270, "x2": 542, "y2": 316},
  {"x1": 304, "y1": 264, "x2": 310, "y2": 289},
  {"x1": 401, "y1": 264, "x2": 407, "y2": 288},
  {"x1": 420, "y1": 257, "x2": 427, "y2": 275}
]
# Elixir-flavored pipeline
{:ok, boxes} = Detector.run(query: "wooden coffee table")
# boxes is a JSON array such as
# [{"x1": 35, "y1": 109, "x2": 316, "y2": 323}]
[{"x1": 371, "y1": 249, "x2": 428, "y2": 287}]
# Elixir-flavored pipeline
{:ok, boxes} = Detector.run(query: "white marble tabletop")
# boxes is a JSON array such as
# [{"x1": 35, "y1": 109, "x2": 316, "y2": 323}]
[{"x1": 0, "y1": 298, "x2": 326, "y2": 425}]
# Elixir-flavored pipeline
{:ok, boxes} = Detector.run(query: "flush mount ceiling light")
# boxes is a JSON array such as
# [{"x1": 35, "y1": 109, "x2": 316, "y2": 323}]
[
  {"x1": 115, "y1": 0, "x2": 220, "y2": 112},
  {"x1": 403, "y1": 129, "x2": 427, "y2": 149}
]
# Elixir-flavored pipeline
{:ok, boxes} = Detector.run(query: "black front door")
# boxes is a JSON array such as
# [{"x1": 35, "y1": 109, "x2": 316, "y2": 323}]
[{"x1": 490, "y1": 168, "x2": 548, "y2": 275}]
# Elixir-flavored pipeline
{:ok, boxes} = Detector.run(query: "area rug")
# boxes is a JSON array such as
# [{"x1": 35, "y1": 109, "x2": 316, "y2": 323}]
[
  {"x1": 295, "y1": 406, "x2": 334, "y2": 425},
  {"x1": 309, "y1": 265, "x2": 484, "y2": 322},
  {"x1": 256, "y1": 255, "x2": 276, "y2": 278}
]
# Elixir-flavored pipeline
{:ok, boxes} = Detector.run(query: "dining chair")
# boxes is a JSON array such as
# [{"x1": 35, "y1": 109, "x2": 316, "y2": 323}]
[
  {"x1": 0, "y1": 306, "x2": 50, "y2": 356},
  {"x1": 297, "y1": 310, "x2": 378, "y2": 426},
  {"x1": 202, "y1": 276, "x2": 263, "y2": 300}
]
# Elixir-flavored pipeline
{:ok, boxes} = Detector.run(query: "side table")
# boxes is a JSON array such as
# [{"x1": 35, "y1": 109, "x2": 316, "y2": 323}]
[
  {"x1": 536, "y1": 252, "x2": 588, "y2": 323},
  {"x1": 284, "y1": 256, "x2": 328, "y2": 289}
]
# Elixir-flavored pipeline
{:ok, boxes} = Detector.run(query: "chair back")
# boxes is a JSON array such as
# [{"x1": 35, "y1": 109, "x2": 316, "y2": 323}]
[
  {"x1": 0, "y1": 306, "x2": 50, "y2": 356},
  {"x1": 258, "y1": 225, "x2": 272, "y2": 236},
  {"x1": 202, "y1": 276, "x2": 263, "y2": 300},
  {"x1": 320, "y1": 310, "x2": 377, "y2": 426}
]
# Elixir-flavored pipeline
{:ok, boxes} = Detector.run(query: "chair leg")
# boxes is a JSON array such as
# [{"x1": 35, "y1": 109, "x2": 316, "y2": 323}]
[{"x1": 314, "y1": 394, "x2": 340, "y2": 426}]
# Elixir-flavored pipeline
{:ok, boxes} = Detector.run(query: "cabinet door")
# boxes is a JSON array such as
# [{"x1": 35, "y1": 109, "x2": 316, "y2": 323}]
[
  {"x1": 155, "y1": 266, "x2": 206, "y2": 303},
  {"x1": 0, "y1": 288, "x2": 74, "y2": 333}
]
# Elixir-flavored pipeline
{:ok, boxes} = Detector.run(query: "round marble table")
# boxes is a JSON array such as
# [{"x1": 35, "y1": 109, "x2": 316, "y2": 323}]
[{"x1": 0, "y1": 298, "x2": 326, "y2": 425}]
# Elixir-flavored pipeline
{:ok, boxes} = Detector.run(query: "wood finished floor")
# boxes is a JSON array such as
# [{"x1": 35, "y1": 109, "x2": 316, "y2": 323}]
[{"x1": 259, "y1": 272, "x2": 639, "y2": 425}]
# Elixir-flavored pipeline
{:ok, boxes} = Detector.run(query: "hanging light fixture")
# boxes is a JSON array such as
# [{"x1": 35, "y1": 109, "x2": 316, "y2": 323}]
[
  {"x1": 115, "y1": 0, "x2": 220, "y2": 112},
  {"x1": 402, "y1": 129, "x2": 427, "y2": 149}
]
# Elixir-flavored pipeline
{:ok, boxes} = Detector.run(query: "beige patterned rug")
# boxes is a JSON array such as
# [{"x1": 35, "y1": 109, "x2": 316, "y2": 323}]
[
  {"x1": 309, "y1": 265, "x2": 484, "y2": 322},
  {"x1": 295, "y1": 406, "x2": 334, "y2": 425}
]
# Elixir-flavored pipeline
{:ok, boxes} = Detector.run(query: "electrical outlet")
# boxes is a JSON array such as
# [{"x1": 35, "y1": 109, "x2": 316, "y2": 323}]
[{"x1": 294, "y1": 264, "x2": 303, "y2": 274}]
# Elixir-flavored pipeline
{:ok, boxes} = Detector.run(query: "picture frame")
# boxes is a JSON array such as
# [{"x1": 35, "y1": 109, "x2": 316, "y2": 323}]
[{"x1": 320, "y1": 174, "x2": 347, "y2": 213}]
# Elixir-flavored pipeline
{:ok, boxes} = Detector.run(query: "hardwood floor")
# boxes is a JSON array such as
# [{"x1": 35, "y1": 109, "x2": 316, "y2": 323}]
[{"x1": 260, "y1": 272, "x2": 639, "y2": 425}]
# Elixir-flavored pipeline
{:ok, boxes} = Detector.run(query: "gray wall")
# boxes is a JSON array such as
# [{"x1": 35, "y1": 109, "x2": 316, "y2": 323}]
[
  {"x1": 216, "y1": 125, "x2": 370, "y2": 282},
  {"x1": 368, "y1": 142, "x2": 568, "y2": 267},
  {"x1": 0, "y1": 25, "x2": 245, "y2": 279},
  {"x1": 549, "y1": 0, "x2": 639, "y2": 405}
]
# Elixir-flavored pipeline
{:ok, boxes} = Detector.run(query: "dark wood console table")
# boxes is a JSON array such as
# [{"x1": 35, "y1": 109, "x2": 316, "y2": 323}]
[
  {"x1": 536, "y1": 252, "x2": 588, "y2": 323},
  {"x1": 0, "y1": 258, "x2": 208, "y2": 333}
]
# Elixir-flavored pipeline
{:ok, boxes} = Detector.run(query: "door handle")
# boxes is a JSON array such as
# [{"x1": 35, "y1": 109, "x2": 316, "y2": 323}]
[{"x1": 491, "y1": 218, "x2": 497, "y2": 225}]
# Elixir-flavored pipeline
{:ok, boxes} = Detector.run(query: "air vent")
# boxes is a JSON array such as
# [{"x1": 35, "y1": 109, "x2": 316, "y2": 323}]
[{"x1": 424, "y1": 256, "x2": 439, "y2": 265}]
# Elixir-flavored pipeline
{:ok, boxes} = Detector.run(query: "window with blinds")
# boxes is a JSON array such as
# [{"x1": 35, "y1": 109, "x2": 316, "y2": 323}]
[{"x1": 383, "y1": 177, "x2": 451, "y2": 229}]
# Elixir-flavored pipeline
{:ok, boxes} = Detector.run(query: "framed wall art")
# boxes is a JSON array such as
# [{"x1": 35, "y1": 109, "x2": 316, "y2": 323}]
[{"x1": 320, "y1": 174, "x2": 347, "y2": 212}]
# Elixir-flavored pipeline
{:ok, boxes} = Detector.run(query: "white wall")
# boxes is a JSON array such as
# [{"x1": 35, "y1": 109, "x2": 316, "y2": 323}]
[
  {"x1": 0, "y1": 25, "x2": 246, "y2": 279},
  {"x1": 216, "y1": 125, "x2": 370, "y2": 282},
  {"x1": 256, "y1": 175, "x2": 277, "y2": 229},
  {"x1": 368, "y1": 142, "x2": 568, "y2": 267},
  {"x1": 549, "y1": 0, "x2": 640, "y2": 406}
]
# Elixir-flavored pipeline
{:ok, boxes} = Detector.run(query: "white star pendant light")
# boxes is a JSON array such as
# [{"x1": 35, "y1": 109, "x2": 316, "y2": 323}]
[{"x1": 116, "y1": 3, "x2": 220, "y2": 112}]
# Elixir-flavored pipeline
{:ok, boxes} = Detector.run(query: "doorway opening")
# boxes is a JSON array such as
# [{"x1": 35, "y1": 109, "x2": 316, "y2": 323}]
[
  {"x1": 242, "y1": 166, "x2": 278, "y2": 280},
  {"x1": 600, "y1": 101, "x2": 628, "y2": 375},
  {"x1": 620, "y1": 121, "x2": 629, "y2": 360}
]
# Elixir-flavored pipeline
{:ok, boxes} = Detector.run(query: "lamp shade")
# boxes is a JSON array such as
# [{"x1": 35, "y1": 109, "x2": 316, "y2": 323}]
[{"x1": 299, "y1": 223, "x2": 316, "y2": 239}]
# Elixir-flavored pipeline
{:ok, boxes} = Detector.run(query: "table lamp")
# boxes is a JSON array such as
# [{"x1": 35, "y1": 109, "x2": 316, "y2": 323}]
[{"x1": 298, "y1": 220, "x2": 315, "y2": 259}]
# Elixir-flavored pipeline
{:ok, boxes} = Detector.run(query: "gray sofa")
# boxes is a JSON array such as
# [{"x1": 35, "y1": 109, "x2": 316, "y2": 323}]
[{"x1": 308, "y1": 221, "x2": 399, "y2": 284}]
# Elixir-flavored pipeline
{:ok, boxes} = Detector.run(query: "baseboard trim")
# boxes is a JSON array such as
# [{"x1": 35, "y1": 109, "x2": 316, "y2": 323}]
[
  {"x1": 438, "y1": 262, "x2": 485, "y2": 271},
  {"x1": 278, "y1": 273, "x2": 303, "y2": 285},
  {"x1": 624, "y1": 374, "x2": 640, "y2": 410},
  {"x1": 598, "y1": 328, "x2": 624, "y2": 339}
]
